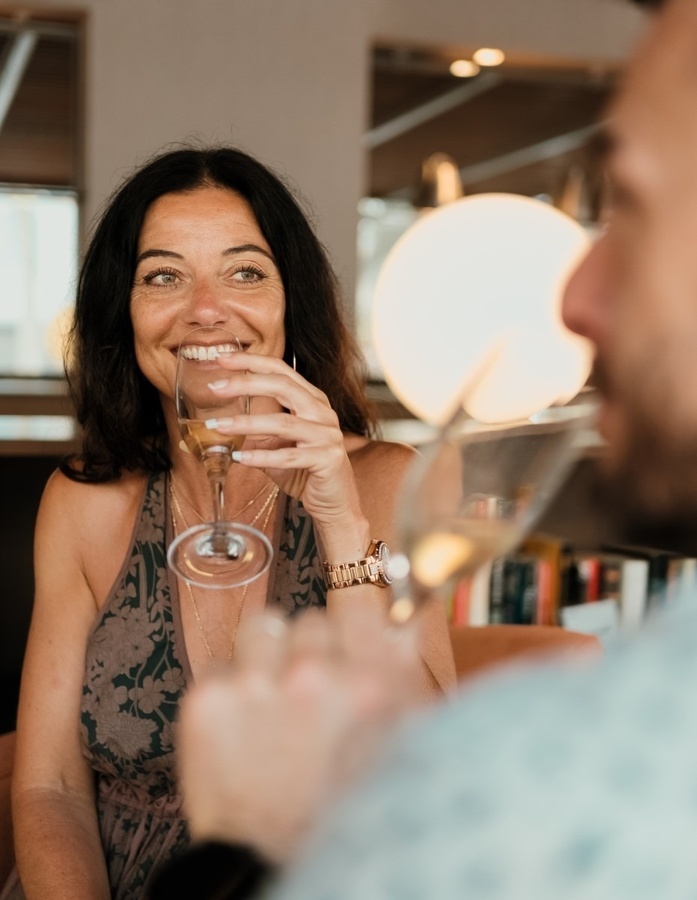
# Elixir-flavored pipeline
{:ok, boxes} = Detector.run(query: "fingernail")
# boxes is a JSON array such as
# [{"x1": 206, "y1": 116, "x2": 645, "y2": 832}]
[
  {"x1": 231, "y1": 450, "x2": 252, "y2": 462},
  {"x1": 208, "y1": 379, "x2": 229, "y2": 391},
  {"x1": 204, "y1": 417, "x2": 234, "y2": 430}
]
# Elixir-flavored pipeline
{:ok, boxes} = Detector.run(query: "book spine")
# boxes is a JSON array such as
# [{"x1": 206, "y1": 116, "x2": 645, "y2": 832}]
[
  {"x1": 620, "y1": 558, "x2": 649, "y2": 633},
  {"x1": 451, "y1": 578, "x2": 471, "y2": 627},
  {"x1": 488, "y1": 558, "x2": 506, "y2": 624},
  {"x1": 469, "y1": 561, "x2": 492, "y2": 626}
]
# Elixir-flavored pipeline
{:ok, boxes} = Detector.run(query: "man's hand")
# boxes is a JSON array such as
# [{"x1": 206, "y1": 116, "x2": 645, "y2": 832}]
[{"x1": 177, "y1": 607, "x2": 422, "y2": 864}]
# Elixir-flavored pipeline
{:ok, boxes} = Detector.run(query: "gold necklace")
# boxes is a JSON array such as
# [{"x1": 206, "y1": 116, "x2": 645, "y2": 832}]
[
  {"x1": 170, "y1": 476, "x2": 273, "y2": 525},
  {"x1": 169, "y1": 479, "x2": 280, "y2": 664}
]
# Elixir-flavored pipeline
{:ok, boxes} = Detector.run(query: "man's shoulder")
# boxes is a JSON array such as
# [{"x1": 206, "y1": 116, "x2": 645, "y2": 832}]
[{"x1": 273, "y1": 601, "x2": 697, "y2": 900}]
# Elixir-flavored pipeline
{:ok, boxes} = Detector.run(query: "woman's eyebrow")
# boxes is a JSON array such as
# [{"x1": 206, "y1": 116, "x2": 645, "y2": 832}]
[
  {"x1": 136, "y1": 248, "x2": 184, "y2": 265},
  {"x1": 223, "y1": 243, "x2": 276, "y2": 263},
  {"x1": 135, "y1": 244, "x2": 276, "y2": 266}
]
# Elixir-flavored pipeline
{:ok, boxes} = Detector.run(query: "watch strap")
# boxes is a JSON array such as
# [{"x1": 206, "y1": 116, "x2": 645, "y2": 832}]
[{"x1": 323, "y1": 539, "x2": 387, "y2": 590}]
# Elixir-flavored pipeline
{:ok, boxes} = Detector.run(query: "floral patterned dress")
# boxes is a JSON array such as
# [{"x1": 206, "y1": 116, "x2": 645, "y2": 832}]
[{"x1": 80, "y1": 472, "x2": 325, "y2": 900}]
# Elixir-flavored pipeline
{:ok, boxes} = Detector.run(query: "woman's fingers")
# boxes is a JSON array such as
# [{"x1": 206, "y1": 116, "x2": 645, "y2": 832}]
[
  {"x1": 206, "y1": 412, "x2": 340, "y2": 447},
  {"x1": 213, "y1": 353, "x2": 328, "y2": 403},
  {"x1": 211, "y1": 373, "x2": 332, "y2": 421}
]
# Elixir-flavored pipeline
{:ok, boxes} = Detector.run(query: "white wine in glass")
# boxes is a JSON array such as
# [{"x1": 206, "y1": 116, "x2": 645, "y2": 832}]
[
  {"x1": 180, "y1": 419, "x2": 246, "y2": 462},
  {"x1": 167, "y1": 325, "x2": 273, "y2": 589},
  {"x1": 390, "y1": 400, "x2": 597, "y2": 624}
]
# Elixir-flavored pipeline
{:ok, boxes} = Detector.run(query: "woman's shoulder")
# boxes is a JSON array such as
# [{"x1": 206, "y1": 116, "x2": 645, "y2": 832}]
[
  {"x1": 38, "y1": 469, "x2": 156, "y2": 606},
  {"x1": 344, "y1": 434, "x2": 417, "y2": 483},
  {"x1": 345, "y1": 432, "x2": 416, "y2": 459},
  {"x1": 40, "y1": 466, "x2": 151, "y2": 530}
]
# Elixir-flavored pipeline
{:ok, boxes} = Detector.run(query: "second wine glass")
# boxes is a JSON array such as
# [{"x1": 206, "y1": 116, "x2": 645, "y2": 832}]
[
  {"x1": 390, "y1": 398, "x2": 597, "y2": 624},
  {"x1": 167, "y1": 325, "x2": 274, "y2": 589}
]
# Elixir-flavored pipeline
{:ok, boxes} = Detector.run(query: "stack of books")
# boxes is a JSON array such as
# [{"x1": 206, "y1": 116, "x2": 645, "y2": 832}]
[{"x1": 447, "y1": 536, "x2": 696, "y2": 643}]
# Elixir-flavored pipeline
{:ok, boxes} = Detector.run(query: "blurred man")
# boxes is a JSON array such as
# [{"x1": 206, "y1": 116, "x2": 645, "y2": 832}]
[{"x1": 162, "y1": 0, "x2": 697, "y2": 896}]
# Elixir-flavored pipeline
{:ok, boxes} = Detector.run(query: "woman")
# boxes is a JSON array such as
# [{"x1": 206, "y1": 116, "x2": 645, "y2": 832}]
[{"x1": 8, "y1": 147, "x2": 455, "y2": 900}]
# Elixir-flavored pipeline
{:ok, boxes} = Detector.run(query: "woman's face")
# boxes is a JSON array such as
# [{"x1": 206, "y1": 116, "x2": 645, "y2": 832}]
[{"x1": 130, "y1": 185, "x2": 286, "y2": 401}]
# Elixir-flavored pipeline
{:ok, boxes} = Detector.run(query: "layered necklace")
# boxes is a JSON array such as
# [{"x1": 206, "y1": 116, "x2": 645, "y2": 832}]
[{"x1": 169, "y1": 476, "x2": 280, "y2": 664}]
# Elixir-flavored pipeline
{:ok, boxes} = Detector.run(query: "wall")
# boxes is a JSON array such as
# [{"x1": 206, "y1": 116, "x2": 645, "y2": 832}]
[{"x1": 16, "y1": 0, "x2": 646, "y2": 306}]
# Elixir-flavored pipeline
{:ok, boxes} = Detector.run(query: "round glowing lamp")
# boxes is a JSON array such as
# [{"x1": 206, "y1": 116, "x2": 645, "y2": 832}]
[
  {"x1": 473, "y1": 47, "x2": 506, "y2": 67},
  {"x1": 372, "y1": 193, "x2": 592, "y2": 425}
]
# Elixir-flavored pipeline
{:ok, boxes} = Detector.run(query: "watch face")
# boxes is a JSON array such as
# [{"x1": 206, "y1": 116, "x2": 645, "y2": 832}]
[{"x1": 377, "y1": 541, "x2": 394, "y2": 585}]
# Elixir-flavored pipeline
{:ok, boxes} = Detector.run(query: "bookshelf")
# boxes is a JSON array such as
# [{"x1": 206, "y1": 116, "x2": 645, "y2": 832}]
[
  {"x1": 446, "y1": 453, "x2": 696, "y2": 642},
  {"x1": 376, "y1": 388, "x2": 696, "y2": 643}
]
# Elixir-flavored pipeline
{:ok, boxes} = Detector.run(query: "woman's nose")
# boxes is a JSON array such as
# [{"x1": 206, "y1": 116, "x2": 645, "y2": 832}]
[
  {"x1": 561, "y1": 231, "x2": 614, "y2": 348},
  {"x1": 186, "y1": 279, "x2": 227, "y2": 326}
]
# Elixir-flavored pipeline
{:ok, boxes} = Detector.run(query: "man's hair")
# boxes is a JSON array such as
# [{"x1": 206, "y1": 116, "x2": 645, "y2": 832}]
[{"x1": 62, "y1": 146, "x2": 376, "y2": 482}]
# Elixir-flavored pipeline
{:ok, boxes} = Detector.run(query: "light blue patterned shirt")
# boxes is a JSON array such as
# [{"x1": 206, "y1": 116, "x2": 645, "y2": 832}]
[{"x1": 269, "y1": 593, "x2": 697, "y2": 899}]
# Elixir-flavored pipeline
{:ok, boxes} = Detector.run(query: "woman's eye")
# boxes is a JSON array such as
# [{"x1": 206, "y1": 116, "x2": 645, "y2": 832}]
[
  {"x1": 142, "y1": 267, "x2": 180, "y2": 287},
  {"x1": 231, "y1": 265, "x2": 266, "y2": 284}
]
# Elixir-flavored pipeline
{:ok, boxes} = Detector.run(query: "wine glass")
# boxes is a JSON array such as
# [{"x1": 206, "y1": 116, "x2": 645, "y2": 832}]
[
  {"x1": 389, "y1": 397, "x2": 597, "y2": 624},
  {"x1": 167, "y1": 325, "x2": 274, "y2": 589}
]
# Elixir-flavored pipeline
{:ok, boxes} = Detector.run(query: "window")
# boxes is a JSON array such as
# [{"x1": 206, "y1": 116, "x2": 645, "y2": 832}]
[{"x1": 0, "y1": 14, "x2": 82, "y2": 376}]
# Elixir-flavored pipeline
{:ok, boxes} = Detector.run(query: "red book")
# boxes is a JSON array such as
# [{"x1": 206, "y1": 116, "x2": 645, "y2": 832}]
[
  {"x1": 534, "y1": 559, "x2": 555, "y2": 626},
  {"x1": 451, "y1": 578, "x2": 472, "y2": 626},
  {"x1": 578, "y1": 557, "x2": 601, "y2": 602}
]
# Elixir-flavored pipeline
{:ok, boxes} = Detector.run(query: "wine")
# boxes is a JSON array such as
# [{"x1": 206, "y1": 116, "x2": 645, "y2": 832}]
[
  {"x1": 408, "y1": 517, "x2": 521, "y2": 589},
  {"x1": 169, "y1": 325, "x2": 273, "y2": 590},
  {"x1": 179, "y1": 418, "x2": 245, "y2": 463}
]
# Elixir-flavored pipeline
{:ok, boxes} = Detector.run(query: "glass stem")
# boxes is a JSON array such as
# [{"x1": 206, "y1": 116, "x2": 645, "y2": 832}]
[{"x1": 206, "y1": 460, "x2": 228, "y2": 530}]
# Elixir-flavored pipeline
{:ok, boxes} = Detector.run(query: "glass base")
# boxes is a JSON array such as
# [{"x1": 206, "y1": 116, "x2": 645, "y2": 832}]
[{"x1": 168, "y1": 521, "x2": 273, "y2": 589}]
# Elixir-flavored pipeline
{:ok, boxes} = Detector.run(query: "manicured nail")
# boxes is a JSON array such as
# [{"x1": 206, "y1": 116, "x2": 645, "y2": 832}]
[
  {"x1": 232, "y1": 450, "x2": 252, "y2": 462},
  {"x1": 208, "y1": 379, "x2": 230, "y2": 391},
  {"x1": 204, "y1": 417, "x2": 234, "y2": 430}
]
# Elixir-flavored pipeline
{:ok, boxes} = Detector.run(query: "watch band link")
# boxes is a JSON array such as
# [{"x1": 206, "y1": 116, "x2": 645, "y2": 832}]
[{"x1": 323, "y1": 539, "x2": 386, "y2": 590}]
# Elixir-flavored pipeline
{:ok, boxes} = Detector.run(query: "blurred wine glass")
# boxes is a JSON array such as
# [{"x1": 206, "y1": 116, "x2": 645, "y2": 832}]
[{"x1": 389, "y1": 397, "x2": 597, "y2": 625}]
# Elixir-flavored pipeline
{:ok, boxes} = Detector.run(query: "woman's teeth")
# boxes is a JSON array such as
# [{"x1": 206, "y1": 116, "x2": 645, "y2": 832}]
[{"x1": 180, "y1": 344, "x2": 239, "y2": 360}]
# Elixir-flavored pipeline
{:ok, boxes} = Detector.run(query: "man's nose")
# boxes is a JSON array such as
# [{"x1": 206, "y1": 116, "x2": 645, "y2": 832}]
[{"x1": 561, "y1": 232, "x2": 613, "y2": 348}]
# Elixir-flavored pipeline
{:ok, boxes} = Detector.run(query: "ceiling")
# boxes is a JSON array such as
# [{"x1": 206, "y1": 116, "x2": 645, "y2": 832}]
[{"x1": 367, "y1": 43, "x2": 616, "y2": 214}]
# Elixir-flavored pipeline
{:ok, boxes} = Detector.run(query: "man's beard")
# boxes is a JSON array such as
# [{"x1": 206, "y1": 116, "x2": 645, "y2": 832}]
[{"x1": 592, "y1": 399, "x2": 697, "y2": 555}]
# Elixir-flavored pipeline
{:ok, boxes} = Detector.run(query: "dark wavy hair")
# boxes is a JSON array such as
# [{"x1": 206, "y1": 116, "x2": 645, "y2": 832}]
[{"x1": 62, "y1": 146, "x2": 376, "y2": 482}]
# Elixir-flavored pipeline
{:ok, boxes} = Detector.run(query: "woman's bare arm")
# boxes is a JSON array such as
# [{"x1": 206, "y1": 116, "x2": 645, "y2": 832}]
[
  {"x1": 329, "y1": 438, "x2": 456, "y2": 700},
  {"x1": 12, "y1": 471, "x2": 111, "y2": 900}
]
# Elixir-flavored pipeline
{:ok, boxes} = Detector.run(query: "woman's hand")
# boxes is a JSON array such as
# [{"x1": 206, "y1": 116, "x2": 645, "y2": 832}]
[{"x1": 207, "y1": 353, "x2": 366, "y2": 535}]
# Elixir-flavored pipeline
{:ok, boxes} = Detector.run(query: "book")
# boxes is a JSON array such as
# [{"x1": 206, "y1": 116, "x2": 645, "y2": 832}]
[
  {"x1": 488, "y1": 557, "x2": 506, "y2": 624},
  {"x1": 534, "y1": 558, "x2": 555, "y2": 626},
  {"x1": 577, "y1": 556, "x2": 601, "y2": 602},
  {"x1": 451, "y1": 578, "x2": 471, "y2": 627},
  {"x1": 519, "y1": 535, "x2": 564, "y2": 625},
  {"x1": 619, "y1": 557, "x2": 649, "y2": 633},
  {"x1": 469, "y1": 560, "x2": 493, "y2": 626}
]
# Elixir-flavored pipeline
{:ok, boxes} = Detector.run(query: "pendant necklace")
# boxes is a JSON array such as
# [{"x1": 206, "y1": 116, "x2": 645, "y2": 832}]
[{"x1": 169, "y1": 477, "x2": 280, "y2": 664}]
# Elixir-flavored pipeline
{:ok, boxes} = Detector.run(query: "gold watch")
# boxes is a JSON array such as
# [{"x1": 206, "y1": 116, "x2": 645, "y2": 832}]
[{"x1": 323, "y1": 539, "x2": 393, "y2": 590}]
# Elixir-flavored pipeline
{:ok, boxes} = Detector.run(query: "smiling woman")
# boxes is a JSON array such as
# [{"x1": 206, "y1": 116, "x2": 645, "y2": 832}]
[
  {"x1": 6, "y1": 146, "x2": 455, "y2": 900},
  {"x1": 129, "y1": 187, "x2": 287, "y2": 406}
]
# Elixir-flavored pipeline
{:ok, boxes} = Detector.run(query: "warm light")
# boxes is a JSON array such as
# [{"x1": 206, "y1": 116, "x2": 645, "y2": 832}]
[
  {"x1": 411, "y1": 532, "x2": 474, "y2": 588},
  {"x1": 45, "y1": 305, "x2": 74, "y2": 366},
  {"x1": 373, "y1": 193, "x2": 593, "y2": 425},
  {"x1": 473, "y1": 47, "x2": 505, "y2": 67},
  {"x1": 450, "y1": 59, "x2": 480, "y2": 78},
  {"x1": 417, "y1": 152, "x2": 464, "y2": 208}
]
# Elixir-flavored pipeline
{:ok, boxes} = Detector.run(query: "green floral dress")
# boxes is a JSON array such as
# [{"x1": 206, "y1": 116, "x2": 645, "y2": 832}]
[{"x1": 80, "y1": 472, "x2": 325, "y2": 900}]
